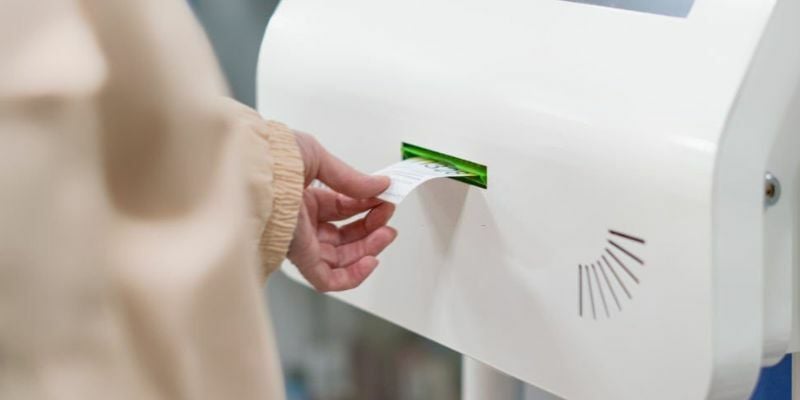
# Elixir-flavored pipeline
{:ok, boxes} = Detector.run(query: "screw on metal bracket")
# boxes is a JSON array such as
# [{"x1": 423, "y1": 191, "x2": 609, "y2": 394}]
[{"x1": 764, "y1": 172, "x2": 781, "y2": 208}]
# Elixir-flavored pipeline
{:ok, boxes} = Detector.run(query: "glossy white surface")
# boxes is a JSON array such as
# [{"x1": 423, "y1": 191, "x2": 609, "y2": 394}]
[{"x1": 257, "y1": 0, "x2": 797, "y2": 398}]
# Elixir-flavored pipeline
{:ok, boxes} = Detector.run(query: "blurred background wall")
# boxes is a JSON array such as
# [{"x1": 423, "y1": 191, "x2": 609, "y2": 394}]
[{"x1": 190, "y1": 0, "x2": 279, "y2": 107}]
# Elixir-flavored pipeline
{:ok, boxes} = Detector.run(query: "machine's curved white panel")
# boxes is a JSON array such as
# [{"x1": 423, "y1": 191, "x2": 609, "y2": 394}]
[
  {"x1": 709, "y1": 1, "x2": 800, "y2": 395},
  {"x1": 754, "y1": 0, "x2": 800, "y2": 364},
  {"x1": 256, "y1": 0, "x2": 789, "y2": 398}
]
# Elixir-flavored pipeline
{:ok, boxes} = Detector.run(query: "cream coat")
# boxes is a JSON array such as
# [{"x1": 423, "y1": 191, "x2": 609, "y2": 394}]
[{"x1": 0, "y1": 1, "x2": 304, "y2": 399}]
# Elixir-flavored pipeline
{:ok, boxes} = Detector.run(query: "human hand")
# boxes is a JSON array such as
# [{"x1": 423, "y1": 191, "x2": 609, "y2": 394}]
[{"x1": 289, "y1": 133, "x2": 397, "y2": 292}]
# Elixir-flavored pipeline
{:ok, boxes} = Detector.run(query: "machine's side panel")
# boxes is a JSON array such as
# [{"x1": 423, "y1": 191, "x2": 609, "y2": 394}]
[
  {"x1": 765, "y1": 49, "x2": 800, "y2": 356},
  {"x1": 765, "y1": 89, "x2": 800, "y2": 357},
  {"x1": 711, "y1": 0, "x2": 800, "y2": 396}
]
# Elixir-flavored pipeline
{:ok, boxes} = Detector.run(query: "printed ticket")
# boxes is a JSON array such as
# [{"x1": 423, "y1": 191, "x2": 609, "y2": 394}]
[{"x1": 374, "y1": 157, "x2": 476, "y2": 204}]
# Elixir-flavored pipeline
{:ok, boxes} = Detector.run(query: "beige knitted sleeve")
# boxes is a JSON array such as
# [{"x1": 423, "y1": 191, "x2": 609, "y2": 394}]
[
  {"x1": 255, "y1": 121, "x2": 305, "y2": 276},
  {"x1": 225, "y1": 99, "x2": 305, "y2": 279}
]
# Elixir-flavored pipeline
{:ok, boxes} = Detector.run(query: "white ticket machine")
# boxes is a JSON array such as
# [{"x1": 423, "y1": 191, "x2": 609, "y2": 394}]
[{"x1": 256, "y1": 0, "x2": 800, "y2": 398}]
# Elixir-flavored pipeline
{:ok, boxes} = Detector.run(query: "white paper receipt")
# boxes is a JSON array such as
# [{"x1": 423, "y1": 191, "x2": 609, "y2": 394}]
[{"x1": 374, "y1": 157, "x2": 476, "y2": 204}]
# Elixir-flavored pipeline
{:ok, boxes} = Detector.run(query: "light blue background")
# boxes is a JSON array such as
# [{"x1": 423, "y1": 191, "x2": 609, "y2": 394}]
[{"x1": 562, "y1": 0, "x2": 694, "y2": 17}]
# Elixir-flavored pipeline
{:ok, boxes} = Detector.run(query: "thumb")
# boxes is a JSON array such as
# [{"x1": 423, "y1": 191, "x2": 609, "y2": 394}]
[{"x1": 317, "y1": 149, "x2": 390, "y2": 199}]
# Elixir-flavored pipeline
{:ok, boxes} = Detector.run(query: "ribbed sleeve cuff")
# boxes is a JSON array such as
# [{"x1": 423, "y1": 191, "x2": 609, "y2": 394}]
[{"x1": 258, "y1": 121, "x2": 304, "y2": 278}]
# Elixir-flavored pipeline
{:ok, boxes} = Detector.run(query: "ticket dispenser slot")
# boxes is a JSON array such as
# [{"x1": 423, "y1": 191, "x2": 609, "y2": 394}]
[{"x1": 401, "y1": 142, "x2": 488, "y2": 189}]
